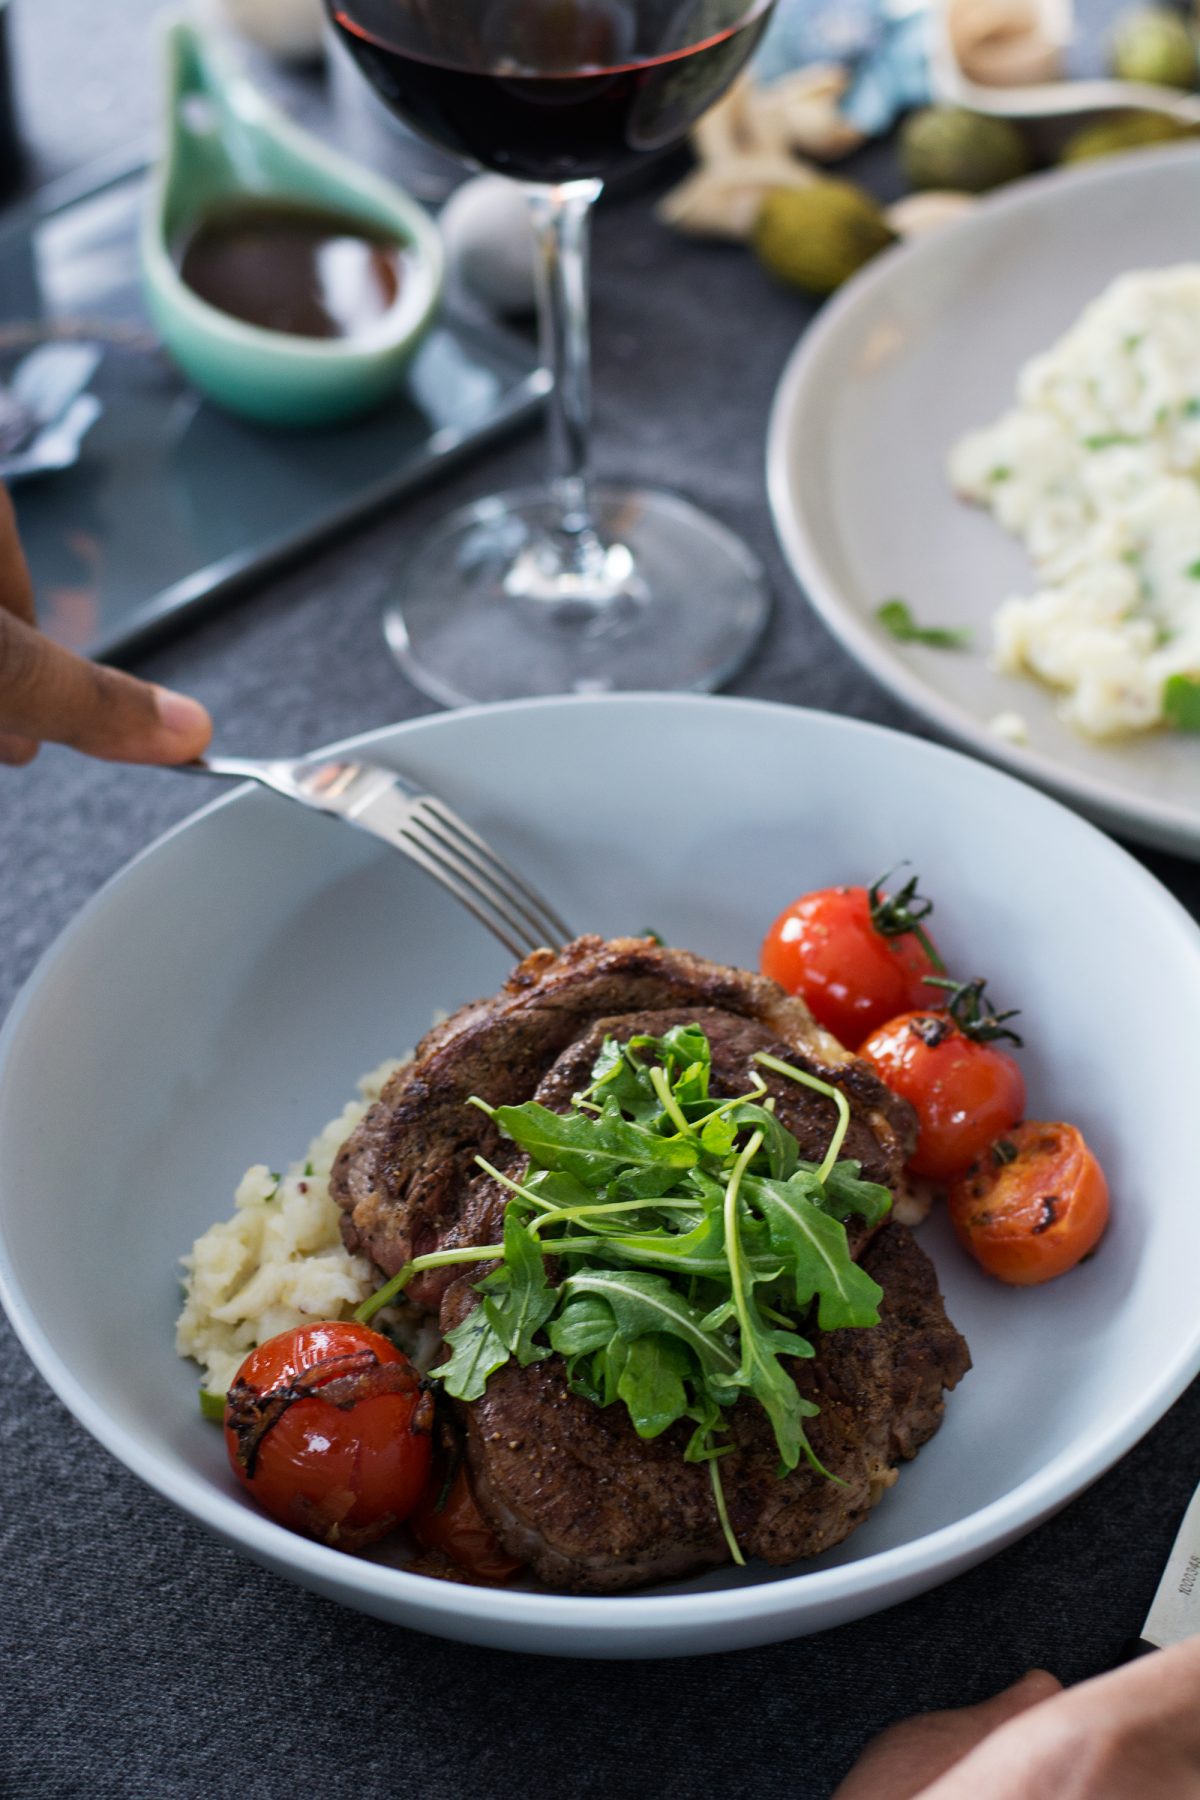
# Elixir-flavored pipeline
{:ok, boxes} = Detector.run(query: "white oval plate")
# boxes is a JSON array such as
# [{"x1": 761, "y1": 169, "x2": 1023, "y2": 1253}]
[
  {"x1": 768, "y1": 144, "x2": 1200, "y2": 860},
  {"x1": 2, "y1": 695, "x2": 1199, "y2": 1657}
]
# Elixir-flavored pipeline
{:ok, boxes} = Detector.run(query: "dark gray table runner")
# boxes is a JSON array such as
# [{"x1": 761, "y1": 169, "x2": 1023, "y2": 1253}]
[{"x1": 3, "y1": 5, "x2": 1199, "y2": 1796}]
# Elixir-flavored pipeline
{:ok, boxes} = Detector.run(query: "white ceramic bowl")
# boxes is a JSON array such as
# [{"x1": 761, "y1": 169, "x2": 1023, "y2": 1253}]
[{"x1": 2, "y1": 695, "x2": 1199, "y2": 1658}]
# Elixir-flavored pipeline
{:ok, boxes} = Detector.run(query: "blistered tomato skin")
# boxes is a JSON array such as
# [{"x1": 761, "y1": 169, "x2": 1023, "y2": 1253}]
[
  {"x1": 861, "y1": 1011, "x2": 1026, "y2": 1181},
  {"x1": 760, "y1": 886, "x2": 942, "y2": 1049},
  {"x1": 410, "y1": 1459, "x2": 524, "y2": 1584},
  {"x1": 948, "y1": 1121, "x2": 1110, "y2": 1285},
  {"x1": 224, "y1": 1321, "x2": 433, "y2": 1550}
]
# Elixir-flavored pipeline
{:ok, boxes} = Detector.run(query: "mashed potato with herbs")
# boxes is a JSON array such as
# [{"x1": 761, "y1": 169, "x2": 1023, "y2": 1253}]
[
  {"x1": 176, "y1": 1058, "x2": 408, "y2": 1394},
  {"x1": 949, "y1": 265, "x2": 1200, "y2": 738}
]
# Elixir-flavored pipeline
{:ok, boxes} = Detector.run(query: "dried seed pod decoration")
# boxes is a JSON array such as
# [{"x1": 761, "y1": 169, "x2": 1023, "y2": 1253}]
[
  {"x1": 208, "y1": 0, "x2": 326, "y2": 62},
  {"x1": 945, "y1": 0, "x2": 1066, "y2": 87},
  {"x1": 748, "y1": 65, "x2": 867, "y2": 162},
  {"x1": 657, "y1": 154, "x2": 819, "y2": 241},
  {"x1": 661, "y1": 64, "x2": 863, "y2": 244},
  {"x1": 885, "y1": 189, "x2": 978, "y2": 239}
]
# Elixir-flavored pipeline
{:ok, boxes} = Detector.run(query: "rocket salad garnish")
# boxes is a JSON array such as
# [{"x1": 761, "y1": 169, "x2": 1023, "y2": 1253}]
[{"x1": 357, "y1": 1024, "x2": 891, "y2": 1563}]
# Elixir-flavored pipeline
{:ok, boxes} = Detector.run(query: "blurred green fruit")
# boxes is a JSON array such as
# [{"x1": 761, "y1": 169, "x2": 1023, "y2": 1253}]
[
  {"x1": 899, "y1": 107, "x2": 1031, "y2": 193},
  {"x1": 753, "y1": 181, "x2": 897, "y2": 295},
  {"x1": 1109, "y1": 7, "x2": 1197, "y2": 88},
  {"x1": 1062, "y1": 110, "x2": 1196, "y2": 161}
]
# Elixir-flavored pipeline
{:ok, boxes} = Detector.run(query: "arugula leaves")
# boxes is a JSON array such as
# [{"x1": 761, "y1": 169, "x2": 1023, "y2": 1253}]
[
  {"x1": 390, "y1": 1026, "x2": 893, "y2": 1562},
  {"x1": 819, "y1": 1159, "x2": 894, "y2": 1228},
  {"x1": 617, "y1": 1334, "x2": 694, "y2": 1438},
  {"x1": 564, "y1": 1268, "x2": 740, "y2": 1380},
  {"x1": 487, "y1": 1097, "x2": 700, "y2": 1197},
  {"x1": 749, "y1": 1173, "x2": 884, "y2": 1331},
  {"x1": 434, "y1": 1303, "x2": 511, "y2": 1403},
  {"x1": 478, "y1": 1209, "x2": 556, "y2": 1362},
  {"x1": 1163, "y1": 671, "x2": 1200, "y2": 731},
  {"x1": 876, "y1": 598, "x2": 972, "y2": 650}
]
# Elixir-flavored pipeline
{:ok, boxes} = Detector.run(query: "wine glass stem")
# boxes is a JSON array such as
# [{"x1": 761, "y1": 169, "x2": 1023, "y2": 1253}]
[{"x1": 525, "y1": 178, "x2": 604, "y2": 557}]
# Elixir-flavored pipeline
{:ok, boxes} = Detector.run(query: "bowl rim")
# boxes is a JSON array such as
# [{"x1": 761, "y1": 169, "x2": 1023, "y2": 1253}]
[
  {"x1": 765, "y1": 141, "x2": 1200, "y2": 859},
  {"x1": 4, "y1": 692, "x2": 1200, "y2": 1642}
]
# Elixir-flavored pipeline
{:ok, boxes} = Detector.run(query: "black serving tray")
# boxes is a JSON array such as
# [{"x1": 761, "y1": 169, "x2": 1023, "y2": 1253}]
[{"x1": 1, "y1": 155, "x2": 546, "y2": 659}]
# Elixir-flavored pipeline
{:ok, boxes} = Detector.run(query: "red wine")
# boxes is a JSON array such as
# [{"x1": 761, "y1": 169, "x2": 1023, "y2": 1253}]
[
  {"x1": 0, "y1": 5, "x2": 23, "y2": 204},
  {"x1": 328, "y1": 0, "x2": 774, "y2": 185}
]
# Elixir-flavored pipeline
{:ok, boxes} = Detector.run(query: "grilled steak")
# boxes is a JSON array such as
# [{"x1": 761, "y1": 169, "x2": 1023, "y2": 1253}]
[
  {"x1": 452, "y1": 1220, "x2": 969, "y2": 1591},
  {"x1": 330, "y1": 935, "x2": 968, "y2": 1592},
  {"x1": 332, "y1": 936, "x2": 917, "y2": 1308}
]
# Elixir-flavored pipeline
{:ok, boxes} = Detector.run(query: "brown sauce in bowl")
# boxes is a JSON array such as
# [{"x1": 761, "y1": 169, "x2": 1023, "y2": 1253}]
[{"x1": 176, "y1": 201, "x2": 409, "y2": 339}]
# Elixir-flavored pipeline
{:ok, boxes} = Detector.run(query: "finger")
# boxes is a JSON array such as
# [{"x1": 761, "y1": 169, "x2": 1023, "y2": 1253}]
[
  {"x1": 833, "y1": 1670, "x2": 1063, "y2": 1800},
  {"x1": 917, "y1": 1644, "x2": 1200, "y2": 1799},
  {"x1": 0, "y1": 610, "x2": 212, "y2": 763},
  {"x1": 1053, "y1": 1638, "x2": 1200, "y2": 1755},
  {"x1": 0, "y1": 730, "x2": 39, "y2": 764},
  {"x1": 0, "y1": 485, "x2": 38, "y2": 626}
]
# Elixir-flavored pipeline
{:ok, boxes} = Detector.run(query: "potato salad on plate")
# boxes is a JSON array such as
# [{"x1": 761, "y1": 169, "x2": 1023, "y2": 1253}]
[{"x1": 951, "y1": 265, "x2": 1200, "y2": 739}]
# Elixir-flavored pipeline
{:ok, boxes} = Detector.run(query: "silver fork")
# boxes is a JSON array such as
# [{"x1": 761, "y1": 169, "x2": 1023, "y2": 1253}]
[{"x1": 177, "y1": 754, "x2": 572, "y2": 961}]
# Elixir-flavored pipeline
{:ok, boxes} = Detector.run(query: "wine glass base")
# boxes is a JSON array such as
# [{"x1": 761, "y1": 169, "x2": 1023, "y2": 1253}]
[{"x1": 383, "y1": 485, "x2": 770, "y2": 706}]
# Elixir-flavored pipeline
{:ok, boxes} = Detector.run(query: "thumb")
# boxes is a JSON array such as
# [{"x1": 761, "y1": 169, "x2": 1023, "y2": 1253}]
[
  {"x1": 0, "y1": 609, "x2": 211, "y2": 764},
  {"x1": 833, "y1": 1670, "x2": 1063, "y2": 1800}
]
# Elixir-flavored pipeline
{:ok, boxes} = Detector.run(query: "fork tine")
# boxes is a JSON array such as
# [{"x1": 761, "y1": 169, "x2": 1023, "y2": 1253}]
[
  {"x1": 181, "y1": 752, "x2": 571, "y2": 960},
  {"x1": 391, "y1": 828, "x2": 537, "y2": 961},
  {"x1": 412, "y1": 800, "x2": 571, "y2": 950},
  {"x1": 402, "y1": 818, "x2": 548, "y2": 957},
  {"x1": 420, "y1": 799, "x2": 575, "y2": 943}
]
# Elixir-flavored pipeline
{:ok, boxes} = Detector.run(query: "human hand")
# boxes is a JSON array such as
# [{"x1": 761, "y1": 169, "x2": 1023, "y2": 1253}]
[
  {"x1": 834, "y1": 1641, "x2": 1200, "y2": 1800},
  {"x1": 0, "y1": 486, "x2": 211, "y2": 766},
  {"x1": 832, "y1": 1668, "x2": 1062, "y2": 1799}
]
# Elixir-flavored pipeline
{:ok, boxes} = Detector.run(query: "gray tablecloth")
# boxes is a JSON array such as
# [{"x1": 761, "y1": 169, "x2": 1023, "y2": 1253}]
[{"x1": 3, "y1": 6, "x2": 1200, "y2": 1797}]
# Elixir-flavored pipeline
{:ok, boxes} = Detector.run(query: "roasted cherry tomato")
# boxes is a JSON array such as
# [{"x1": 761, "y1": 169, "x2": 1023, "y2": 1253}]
[
  {"x1": 410, "y1": 1458, "x2": 524, "y2": 1584},
  {"x1": 947, "y1": 1120, "x2": 1110, "y2": 1285},
  {"x1": 760, "y1": 872, "x2": 944, "y2": 1049},
  {"x1": 224, "y1": 1321, "x2": 433, "y2": 1550},
  {"x1": 860, "y1": 981, "x2": 1026, "y2": 1181}
]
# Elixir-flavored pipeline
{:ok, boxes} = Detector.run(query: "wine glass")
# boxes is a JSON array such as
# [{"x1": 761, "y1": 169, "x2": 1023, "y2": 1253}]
[{"x1": 327, "y1": 0, "x2": 777, "y2": 706}]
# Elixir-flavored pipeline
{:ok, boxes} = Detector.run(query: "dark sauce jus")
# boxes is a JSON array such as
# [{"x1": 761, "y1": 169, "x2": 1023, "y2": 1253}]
[{"x1": 176, "y1": 201, "x2": 409, "y2": 339}]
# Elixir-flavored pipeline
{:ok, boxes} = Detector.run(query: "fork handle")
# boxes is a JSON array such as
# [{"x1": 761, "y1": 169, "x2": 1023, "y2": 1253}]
[
  {"x1": 175, "y1": 756, "x2": 262, "y2": 781},
  {"x1": 170, "y1": 755, "x2": 425, "y2": 810},
  {"x1": 174, "y1": 755, "x2": 422, "y2": 798}
]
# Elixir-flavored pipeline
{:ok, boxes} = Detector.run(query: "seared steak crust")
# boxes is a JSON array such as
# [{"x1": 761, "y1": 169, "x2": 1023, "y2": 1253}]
[
  {"x1": 458, "y1": 1222, "x2": 970, "y2": 1592},
  {"x1": 332, "y1": 936, "x2": 916, "y2": 1306},
  {"x1": 330, "y1": 936, "x2": 965, "y2": 1594}
]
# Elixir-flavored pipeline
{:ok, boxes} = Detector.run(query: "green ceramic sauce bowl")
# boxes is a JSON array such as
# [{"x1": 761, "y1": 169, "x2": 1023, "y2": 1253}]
[{"x1": 141, "y1": 19, "x2": 443, "y2": 428}]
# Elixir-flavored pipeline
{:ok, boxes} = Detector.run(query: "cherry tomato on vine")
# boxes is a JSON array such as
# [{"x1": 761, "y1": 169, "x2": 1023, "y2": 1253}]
[
  {"x1": 760, "y1": 870, "x2": 944, "y2": 1049},
  {"x1": 947, "y1": 1121, "x2": 1110, "y2": 1285},
  {"x1": 410, "y1": 1458, "x2": 524, "y2": 1584},
  {"x1": 224, "y1": 1321, "x2": 433, "y2": 1550},
  {"x1": 860, "y1": 980, "x2": 1026, "y2": 1181}
]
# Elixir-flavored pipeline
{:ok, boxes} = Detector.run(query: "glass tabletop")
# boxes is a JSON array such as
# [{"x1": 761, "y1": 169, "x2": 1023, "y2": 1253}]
[{"x1": 1, "y1": 160, "x2": 547, "y2": 659}]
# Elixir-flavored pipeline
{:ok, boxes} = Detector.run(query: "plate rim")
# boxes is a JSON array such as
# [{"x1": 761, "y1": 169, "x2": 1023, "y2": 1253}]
[
  {"x1": 4, "y1": 691, "x2": 1200, "y2": 1646},
  {"x1": 766, "y1": 141, "x2": 1200, "y2": 860}
]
